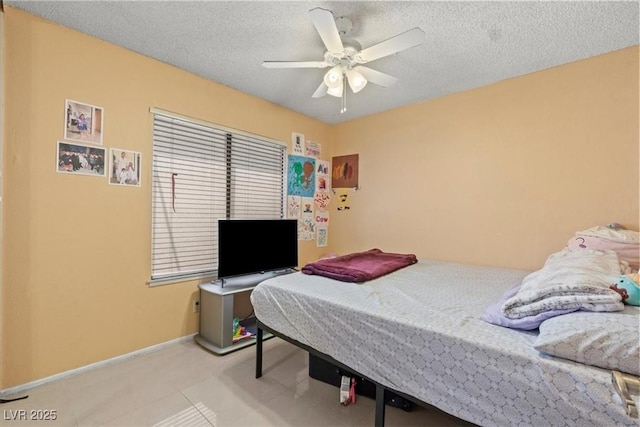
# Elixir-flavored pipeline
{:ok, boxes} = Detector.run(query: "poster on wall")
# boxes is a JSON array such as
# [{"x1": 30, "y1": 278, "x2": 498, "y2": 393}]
[
  {"x1": 305, "y1": 140, "x2": 321, "y2": 158},
  {"x1": 56, "y1": 141, "x2": 106, "y2": 177},
  {"x1": 314, "y1": 192, "x2": 331, "y2": 209},
  {"x1": 64, "y1": 99, "x2": 104, "y2": 145},
  {"x1": 301, "y1": 197, "x2": 314, "y2": 218},
  {"x1": 292, "y1": 132, "x2": 305, "y2": 154},
  {"x1": 109, "y1": 148, "x2": 142, "y2": 187},
  {"x1": 317, "y1": 226, "x2": 328, "y2": 247},
  {"x1": 298, "y1": 217, "x2": 316, "y2": 241},
  {"x1": 332, "y1": 154, "x2": 359, "y2": 189},
  {"x1": 315, "y1": 159, "x2": 330, "y2": 193},
  {"x1": 315, "y1": 210, "x2": 329, "y2": 226},
  {"x1": 287, "y1": 155, "x2": 315, "y2": 197},
  {"x1": 287, "y1": 195, "x2": 301, "y2": 219}
]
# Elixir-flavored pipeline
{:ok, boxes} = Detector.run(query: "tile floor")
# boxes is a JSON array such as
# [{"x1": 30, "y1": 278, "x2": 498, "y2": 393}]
[{"x1": 0, "y1": 338, "x2": 474, "y2": 426}]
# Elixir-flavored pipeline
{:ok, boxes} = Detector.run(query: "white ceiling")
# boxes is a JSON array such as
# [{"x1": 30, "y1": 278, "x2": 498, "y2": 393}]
[{"x1": 6, "y1": 1, "x2": 639, "y2": 124}]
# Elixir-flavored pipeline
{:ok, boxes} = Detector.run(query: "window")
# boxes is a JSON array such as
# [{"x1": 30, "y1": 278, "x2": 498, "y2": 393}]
[{"x1": 150, "y1": 109, "x2": 286, "y2": 284}]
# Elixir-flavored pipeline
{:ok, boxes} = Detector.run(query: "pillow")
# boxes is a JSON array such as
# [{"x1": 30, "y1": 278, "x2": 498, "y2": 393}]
[
  {"x1": 567, "y1": 226, "x2": 639, "y2": 270},
  {"x1": 535, "y1": 309, "x2": 640, "y2": 376}
]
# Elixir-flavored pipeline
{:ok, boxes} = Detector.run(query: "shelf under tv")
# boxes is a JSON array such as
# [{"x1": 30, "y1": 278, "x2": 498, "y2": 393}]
[{"x1": 195, "y1": 270, "x2": 294, "y2": 355}]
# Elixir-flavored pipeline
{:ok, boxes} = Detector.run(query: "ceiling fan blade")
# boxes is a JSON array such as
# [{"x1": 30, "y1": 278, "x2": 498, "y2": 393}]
[
  {"x1": 312, "y1": 82, "x2": 328, "y2": 98},
  {"x1": 356, "y1": 28, "x2": 425, "y2": 63},
  {"x1": 309, "y1": 7, "x2": 344, "y2": 53},
  {"x1": 263, "y1": 61, "x2": 330, "y2": 69},
  {"x1": 353, "y1": 66, "x2": 398, "y2": 88}
]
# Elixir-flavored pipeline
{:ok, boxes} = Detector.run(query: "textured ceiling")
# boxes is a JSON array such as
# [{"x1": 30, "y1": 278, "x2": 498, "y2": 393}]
[{"x1": 6, "y1": 1, "x2": 639, "y2": 124}]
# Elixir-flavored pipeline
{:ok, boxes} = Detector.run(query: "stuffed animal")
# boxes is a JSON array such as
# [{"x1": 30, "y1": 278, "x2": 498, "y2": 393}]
[{"x1": 610, "y1": 273, "x2": 640, "y2": 306}]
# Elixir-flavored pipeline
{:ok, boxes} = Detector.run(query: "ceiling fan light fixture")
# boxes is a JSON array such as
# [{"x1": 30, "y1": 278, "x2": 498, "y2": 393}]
[
  {"x1": 323, "y1": 65, "x2": 343, "y2": 88},
  {"x1": 346, "y1": 69, "x2": 367, "y2": 93},
  {"x1": 327, "y1": 84, "x2": 343, "y2": 97}
]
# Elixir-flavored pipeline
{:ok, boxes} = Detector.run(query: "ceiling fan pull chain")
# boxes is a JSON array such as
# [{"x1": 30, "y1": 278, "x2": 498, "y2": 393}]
[{"x1": 341, "y1": 78, "x2": 347, "y2": 113}]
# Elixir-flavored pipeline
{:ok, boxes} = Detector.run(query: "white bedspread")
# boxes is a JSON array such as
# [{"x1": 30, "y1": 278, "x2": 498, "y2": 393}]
[{"x1": 251, "y1": 259, "x2": 637, "y2": 427}]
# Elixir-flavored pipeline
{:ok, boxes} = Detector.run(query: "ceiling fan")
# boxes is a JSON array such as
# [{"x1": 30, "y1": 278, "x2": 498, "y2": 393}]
[{"x1": 262, "y1": 7, "x2": 426, "y2": 113}]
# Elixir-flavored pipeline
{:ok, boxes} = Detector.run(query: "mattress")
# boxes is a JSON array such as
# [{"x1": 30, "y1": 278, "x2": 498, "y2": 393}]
[{"x1": 250, "y1": 259, "x2": 636, "y2": 426}]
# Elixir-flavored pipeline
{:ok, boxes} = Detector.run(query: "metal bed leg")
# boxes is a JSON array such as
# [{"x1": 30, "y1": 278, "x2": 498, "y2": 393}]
[
  {"x1": 255, "y1": 327, "x2": 263, "y2": 378},
  {"x1": 375, "y1": 384, "x2": 386, "y2": 427}
]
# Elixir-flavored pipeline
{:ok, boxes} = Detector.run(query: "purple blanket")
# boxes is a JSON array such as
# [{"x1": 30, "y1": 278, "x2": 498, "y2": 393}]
[{"x1": 301, "y1": 248, "x2": 418, "y2": 283}]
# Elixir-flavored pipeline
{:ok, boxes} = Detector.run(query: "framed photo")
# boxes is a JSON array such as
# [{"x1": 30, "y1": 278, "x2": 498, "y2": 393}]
[
  {"x1": 109, "y1": 148, "x2": 141, "y2": 187},
  {"x1": 64, "y1": 99, "x2": 104, "y2": 145},
  {"x1": 56, "y1": 141, "x2": 106, "y2": 177}
]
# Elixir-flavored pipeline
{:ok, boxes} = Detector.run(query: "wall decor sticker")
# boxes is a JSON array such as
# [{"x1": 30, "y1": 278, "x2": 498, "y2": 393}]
[
  {"x1": 56, "y1": 141, "x2": 106, "y2": 177},
  {"x1": 317, "y1": 226, "x2": 328, "y2": 247},
  {"x1": 331, "y1": 154, "x2": 359, "y2": 189},
  {"x1": 292, "y1": 132, "x2": 305, "y2": 154},
  {"x1": 287, "y1": 155, "x2": 315, "y2": 197},
  {"x1": 109, "y1": 148, "x2": 142, "y2": 187},
  {"x1": 337, "y1": 192, "x2": 350, "y2": 211},
  {"x1": 305, "y1": 140, "x2": 321, "y2": 158},
  {"x1": 64, "y1": 99, "x2": 104, "y2": 145},
  {"x1": 287, "y1": 195, "x2": 301, "y2": 219}
]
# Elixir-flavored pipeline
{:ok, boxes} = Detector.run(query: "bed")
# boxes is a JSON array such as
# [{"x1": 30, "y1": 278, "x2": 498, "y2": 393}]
[{"x1": 250, "y1": 257, "x2": 639, "y2": 427}]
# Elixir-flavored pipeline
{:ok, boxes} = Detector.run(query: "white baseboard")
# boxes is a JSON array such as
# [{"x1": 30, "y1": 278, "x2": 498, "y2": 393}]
[{"x1": 0, "y1": 333, "x2": 197, "y2": 397}]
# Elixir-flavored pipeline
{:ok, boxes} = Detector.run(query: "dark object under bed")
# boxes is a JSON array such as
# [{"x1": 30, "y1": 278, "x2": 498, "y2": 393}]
[{"x1": 255, "y1": 320, "x2": 437, "y2": 427}]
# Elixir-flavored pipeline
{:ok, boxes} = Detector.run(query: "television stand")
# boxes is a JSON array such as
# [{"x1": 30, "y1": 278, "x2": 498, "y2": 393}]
[{"x1": 195, "y1": 270, "x2": 295, "y2": 355}]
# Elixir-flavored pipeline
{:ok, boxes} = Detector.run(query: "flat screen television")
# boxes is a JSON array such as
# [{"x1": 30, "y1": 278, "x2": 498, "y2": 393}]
[{"x1": 217, "y1": 219, "x2": 298, "y2": 283}]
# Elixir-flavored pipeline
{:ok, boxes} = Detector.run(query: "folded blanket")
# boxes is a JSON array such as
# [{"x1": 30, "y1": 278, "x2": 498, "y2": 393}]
[
  {"x1": 481, "y1": 283, "x2": 577, "y2": 330},
  {"x1": 301, "y1": 248, "x2": 418, "y2": 283},
  {"x1": 501, "y1": 249, "x2": 624, "y2": 319}
]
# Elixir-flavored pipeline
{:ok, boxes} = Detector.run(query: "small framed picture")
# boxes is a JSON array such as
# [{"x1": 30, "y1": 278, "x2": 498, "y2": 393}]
[
  {"x1": 56, "y1": 141, "x2": 106, "y2": 177},
  {"x1": 64, "y1": 99, "x2": 104, "y2": 145},
  {"x1": 109, "y1": 148, "x2": 141, "y2": 187}
]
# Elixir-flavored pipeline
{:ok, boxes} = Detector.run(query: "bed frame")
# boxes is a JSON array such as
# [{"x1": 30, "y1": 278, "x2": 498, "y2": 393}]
[
  {"x1": 250, "y1": 261, "x2": 638, "y2": 427},
  {"x1": 254, "y1": 319, "x2": 432, "y2": 427}
]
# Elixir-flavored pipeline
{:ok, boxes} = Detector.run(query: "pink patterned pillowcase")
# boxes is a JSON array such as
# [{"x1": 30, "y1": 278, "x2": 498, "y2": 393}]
[{"x1": 567, "y1": 227, "x2": 639, "y2": 271}]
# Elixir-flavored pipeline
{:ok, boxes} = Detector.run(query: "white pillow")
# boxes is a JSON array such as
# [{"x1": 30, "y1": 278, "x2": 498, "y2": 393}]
[{"x1": 535, "y1": 309, "x2": 640, "y2": 376}]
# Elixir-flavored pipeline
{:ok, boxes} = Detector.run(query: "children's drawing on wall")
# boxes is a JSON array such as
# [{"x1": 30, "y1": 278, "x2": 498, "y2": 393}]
[
  {"x1": 292, "y1": 132, "x2": 305, "y2": 155},
  {"x1": 306, "y1": 140, "x2": 321, "y2": 158},
  {"x1": 314, "y1": 192, "x2": 331, "y2": 209},
  {"x1": 301, "y1": 197, "x2": 315, "y2": 217},
  {"x1": 315, "y1": 159, "x2": 330, "y2": 193},
  {"x1": 317, "y1": 226, "x2": 328, "y2": 247},
  {"x1": 287, "y1": 155, "x2": 315, "y2": 197},
  {"x1": 64, "y1": 99, "x2": 104, "y2": 145},
  {"x1": 337, "y1": 192, "x2": 350, "y2": 211},
  {"x1": 332, "y1": 154, "x2": 359, "y2": 189},
  {"x1": 109, "y1": 148, "x2": 142, "y2": 187},
  {"x1": 56, "y1": 141, "x2": 106, "y2": 177},
  {"x1": 298, "y1": 217, "x2": 315, "y2": 241},
  {"x1": 287, "y1": 195, "x2": 301, "y2": 219},
  {"x1": 315, "y1": 210, "x2": 329, "y2": 226}
]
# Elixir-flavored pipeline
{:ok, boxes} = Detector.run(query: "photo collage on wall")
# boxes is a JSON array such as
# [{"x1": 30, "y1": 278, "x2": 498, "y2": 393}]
[
  {"x1": 287, "y1": 132, "x2": 331, "y2": 247},
  {"x1": 57, "y1": 99, "x2": 141, "y2": 187}
]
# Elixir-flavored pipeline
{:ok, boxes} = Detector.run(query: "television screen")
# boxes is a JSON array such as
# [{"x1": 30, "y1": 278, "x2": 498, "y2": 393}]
[{"x1": 218, "y1": 219, "x2": 298, "y2": 280}]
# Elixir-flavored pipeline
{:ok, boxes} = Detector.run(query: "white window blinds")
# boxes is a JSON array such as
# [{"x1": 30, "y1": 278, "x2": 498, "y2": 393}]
[{"x1": 151, "y1": 110, "x2": 286, "y2": 283}]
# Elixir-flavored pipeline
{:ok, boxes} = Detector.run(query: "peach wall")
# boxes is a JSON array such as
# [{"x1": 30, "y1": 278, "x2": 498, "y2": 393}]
[
  {"x1": 2, "y1": 6, "x2": 638, "y2": 391},
  {"x1": 1, "y1": 8, "x2": 333, "y2": 389},
  {"x1": 331, "y1": 46, "x2": 639, "y2": 270}
]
